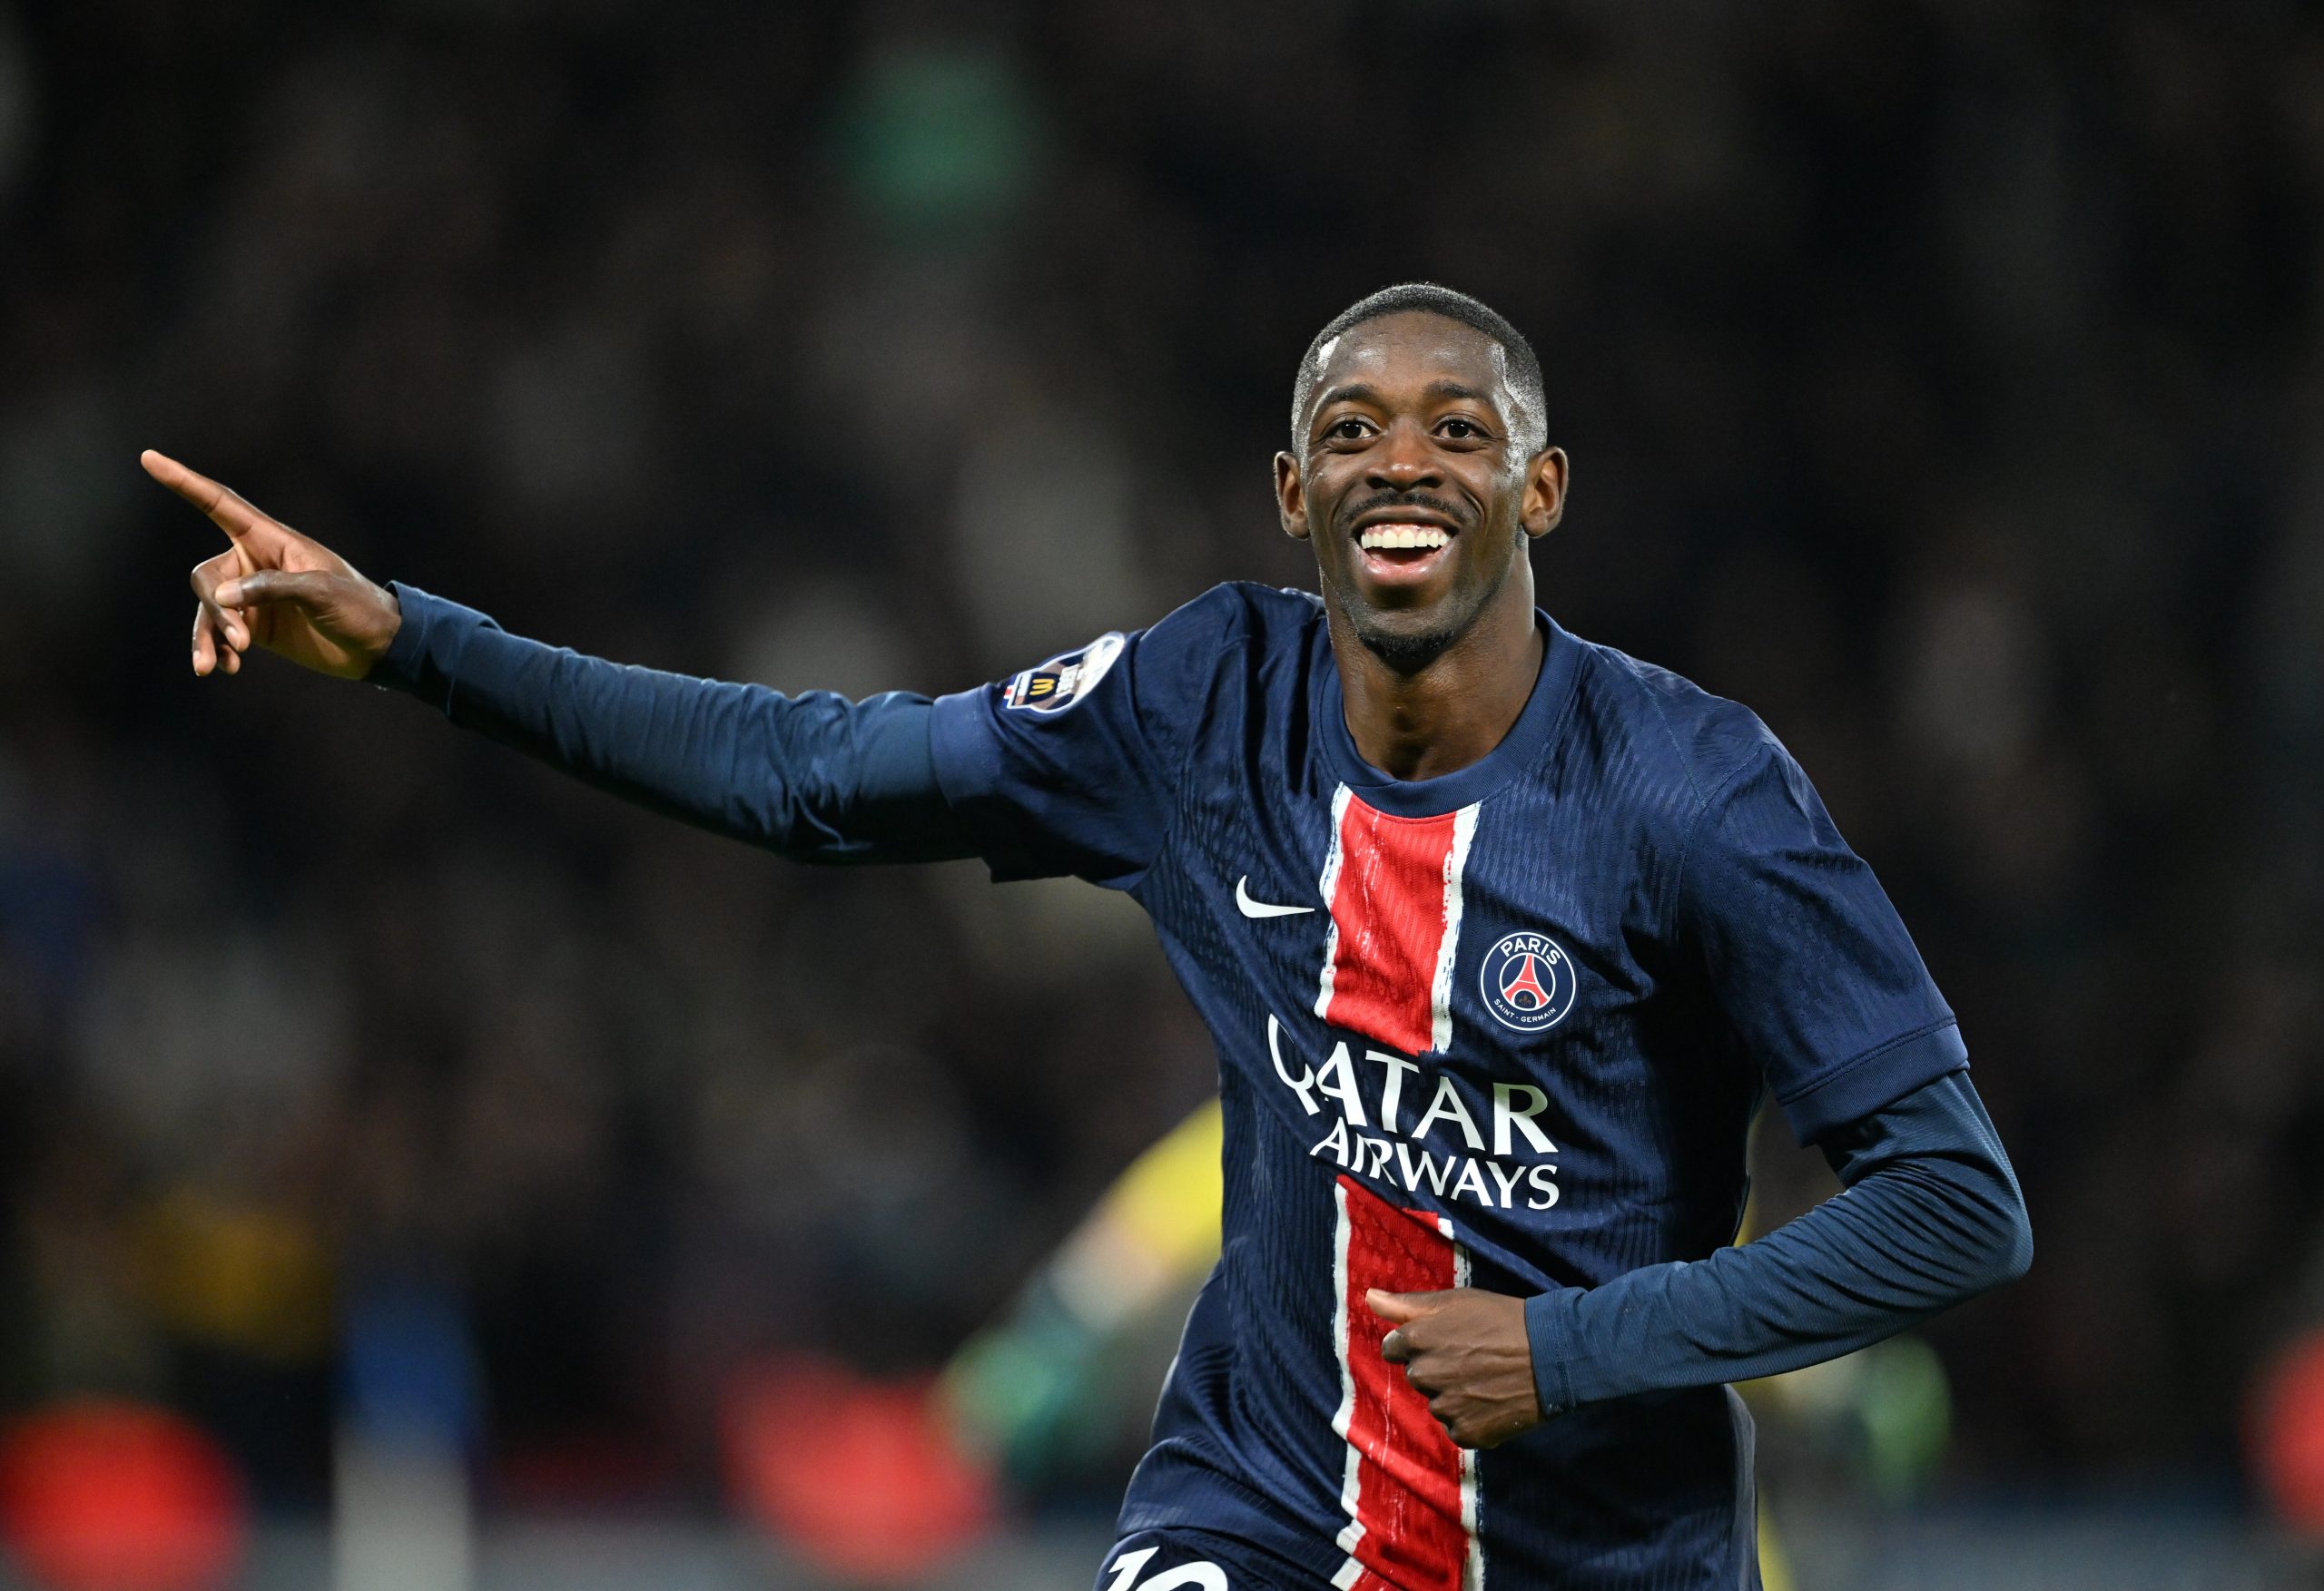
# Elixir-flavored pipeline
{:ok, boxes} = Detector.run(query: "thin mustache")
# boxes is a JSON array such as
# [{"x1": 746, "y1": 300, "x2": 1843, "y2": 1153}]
[{"x1": 1340, "y1": 491, "x2": 1471, "y2": 534}]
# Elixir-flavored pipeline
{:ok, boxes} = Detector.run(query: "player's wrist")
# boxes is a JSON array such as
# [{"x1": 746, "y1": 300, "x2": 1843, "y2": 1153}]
[
  {"x1": 363, "y1": 580, "x2": 445, "y2": 693},
  {"x1": 359, "y1": 579, "x2": 403, "y2": 675}
]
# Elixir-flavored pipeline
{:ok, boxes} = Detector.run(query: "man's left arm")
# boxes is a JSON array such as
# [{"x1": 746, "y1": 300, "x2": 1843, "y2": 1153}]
[
  {"x1": 1526, "y1": 1067, "x2": 2027, "y2": 1415},
  {"x1": 1378, "y1": 731, "x2": 2034, "y2": 1447},
  {"x1": 1374, "y1": 1069, "x2": 2030, "y2": 1447}
]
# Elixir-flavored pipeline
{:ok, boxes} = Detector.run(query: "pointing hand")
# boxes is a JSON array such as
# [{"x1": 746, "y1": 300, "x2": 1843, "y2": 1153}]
[{"x1": 143, "y1": 450, "x2": 402, "y2": 679}]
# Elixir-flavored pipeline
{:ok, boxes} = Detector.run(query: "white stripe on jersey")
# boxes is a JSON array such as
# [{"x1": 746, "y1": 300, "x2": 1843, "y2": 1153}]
[
  {"x1": 1313, "y1": 783, "x2": 1354, "y2": 1022},
  {"x1": 1430, "y1": 803, "x2": 1481, "y2": 1054},
  {"x1": 1329, "y1": 1180, "x2": 1366, "y2": 1576},
  {"x1": 1443, "y1": 1215, "x2": 1484, "y2": 1591}
]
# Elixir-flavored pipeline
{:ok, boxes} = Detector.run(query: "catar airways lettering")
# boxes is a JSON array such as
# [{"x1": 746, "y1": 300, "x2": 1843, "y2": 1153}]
[{"x1": 1268, "y1": 1014, "x2": 1561, "y2": 1211}]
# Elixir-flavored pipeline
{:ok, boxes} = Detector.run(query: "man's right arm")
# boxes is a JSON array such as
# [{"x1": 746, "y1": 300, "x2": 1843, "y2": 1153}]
[
  {"x1": 145, "y1": 449, "x2": 974, "y2": 865},
  {"x1": 378, "y1": 584, "x2": 974, "y2": 864}
]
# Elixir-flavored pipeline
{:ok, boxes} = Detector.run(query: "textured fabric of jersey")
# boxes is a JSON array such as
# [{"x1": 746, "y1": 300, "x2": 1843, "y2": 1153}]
[{"x1": 927, "y1": 584, "x2": 1965, "y2": 1591}]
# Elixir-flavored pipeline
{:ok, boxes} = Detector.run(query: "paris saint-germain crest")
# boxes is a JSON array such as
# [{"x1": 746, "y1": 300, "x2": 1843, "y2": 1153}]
[{"x1": 1479, "y1": 930, "x2": 1578, "y2": 1033}]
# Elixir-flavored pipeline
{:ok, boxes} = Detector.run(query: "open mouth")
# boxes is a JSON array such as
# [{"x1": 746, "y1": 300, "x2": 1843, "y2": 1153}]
[{"x1": 1354, "y1": 520, "x2": 1455, "y2": 581}]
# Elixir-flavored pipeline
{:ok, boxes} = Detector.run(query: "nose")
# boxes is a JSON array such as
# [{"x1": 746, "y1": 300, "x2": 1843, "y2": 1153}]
[{"x1": 1365, "y1": 418, "x2": 1442, "y2": 492}]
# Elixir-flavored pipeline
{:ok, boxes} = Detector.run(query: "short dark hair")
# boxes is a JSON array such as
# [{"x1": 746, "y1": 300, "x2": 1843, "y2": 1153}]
[{"x1": 1290, "y1": 282, "x2": 1548, "y2": 457}]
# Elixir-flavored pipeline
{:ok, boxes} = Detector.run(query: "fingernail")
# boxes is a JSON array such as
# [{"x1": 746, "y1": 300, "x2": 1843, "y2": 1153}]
[{"x1": 215, "y1": 580, "x2": 241, "y2": 605}]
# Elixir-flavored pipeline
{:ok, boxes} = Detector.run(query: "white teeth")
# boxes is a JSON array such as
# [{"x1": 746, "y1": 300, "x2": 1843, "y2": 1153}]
[{"x1": 1358, "y1": 524, "x2": 1452, "y2": 551}]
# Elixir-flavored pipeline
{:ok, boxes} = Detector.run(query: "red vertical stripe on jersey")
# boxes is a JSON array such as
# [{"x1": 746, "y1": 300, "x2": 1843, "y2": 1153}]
[
  {"x1": 1332, "y1": 1175, "x2": 1474, "y2": 1591},
  {"x1": 1317, "y1": 797, "x2": 1459, "y2": 1056}
]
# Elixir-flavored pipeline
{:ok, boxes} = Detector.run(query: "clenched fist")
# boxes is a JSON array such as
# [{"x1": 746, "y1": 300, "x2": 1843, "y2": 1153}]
[
  {"x1": 143, "y1": 450, "x2": 402, "y2": 679},
  {"x1": 1370, "y1": 1286, "x2": 1545, "y2": 1449}
]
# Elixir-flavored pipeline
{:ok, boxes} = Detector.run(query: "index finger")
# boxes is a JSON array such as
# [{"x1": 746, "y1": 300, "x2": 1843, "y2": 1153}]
[{"x1": 140, "y1": 450, "x2": 268, "y2": 542}]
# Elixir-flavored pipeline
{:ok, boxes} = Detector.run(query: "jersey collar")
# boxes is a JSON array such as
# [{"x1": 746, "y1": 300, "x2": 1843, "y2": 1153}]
[{"x1": 1311, "y1": 608, "x2": 1582, "y2": 817}]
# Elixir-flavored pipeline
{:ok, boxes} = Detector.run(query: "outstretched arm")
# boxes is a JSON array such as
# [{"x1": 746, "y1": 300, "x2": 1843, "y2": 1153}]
[
  {"x1": 379, "y1": 583, "x2": 968, "y2": 862},
  {"x1": 146, "y1": 451, "x2": 973, "y2": 863}
]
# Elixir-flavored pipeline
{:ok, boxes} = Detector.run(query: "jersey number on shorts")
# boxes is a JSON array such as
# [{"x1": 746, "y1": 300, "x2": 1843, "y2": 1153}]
[{"x1": 1103, "y1": 1545, "x2": 1229, "y2": 1591}]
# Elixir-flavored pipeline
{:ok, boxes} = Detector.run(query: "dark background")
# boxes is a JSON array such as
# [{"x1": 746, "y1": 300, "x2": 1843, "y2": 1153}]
[{"x1": 1, "y1": 0, "x2": 2319, "y2": 1548}]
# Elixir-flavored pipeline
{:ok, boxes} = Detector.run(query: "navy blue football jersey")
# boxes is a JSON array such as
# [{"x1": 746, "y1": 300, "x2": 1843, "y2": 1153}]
[{"x1": 930, "y1": 584, "x2": 1964, "y2": 1590}]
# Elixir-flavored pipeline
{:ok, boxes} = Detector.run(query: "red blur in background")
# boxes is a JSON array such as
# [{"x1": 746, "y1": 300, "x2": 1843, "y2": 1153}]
[
  {"x1": 723, "y1": 1359, "x2": 996, "y2": 1582},
  {"x1": 2250, "y1": 1331, "x2": 2324, "y2": 1534},
  {"x1": 0, "y1": 1402, "x2": 247, "y2": 1591}
]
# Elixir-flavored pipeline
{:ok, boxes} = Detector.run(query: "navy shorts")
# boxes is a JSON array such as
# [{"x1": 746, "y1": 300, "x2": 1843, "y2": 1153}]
[{"x1": 1095, "y1": 1527, "x2": 1316, "y2": 1591}]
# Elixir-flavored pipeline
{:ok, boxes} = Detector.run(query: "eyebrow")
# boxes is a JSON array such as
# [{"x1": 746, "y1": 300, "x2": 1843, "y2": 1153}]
[
  {"x1": 1311, "y1": 382, "x2": 1384, "y2": 415},
  {"x1": 1310, "y1": 378, "x2": 1505, "y2": 427},
  {"x1": 1423, "y1": 380, "x2": 1496, "y2": 407}
]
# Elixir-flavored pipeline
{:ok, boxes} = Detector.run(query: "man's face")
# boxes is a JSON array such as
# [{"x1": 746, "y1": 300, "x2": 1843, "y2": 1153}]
[{"x1": 1276, "y1": 311, "x2": 1566, "y2": 670}]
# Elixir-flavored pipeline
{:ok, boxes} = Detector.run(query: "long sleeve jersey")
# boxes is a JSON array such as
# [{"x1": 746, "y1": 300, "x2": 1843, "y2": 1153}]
[{"x1": 374, "y1": 580, "x2": 2030, "y2": 1590}]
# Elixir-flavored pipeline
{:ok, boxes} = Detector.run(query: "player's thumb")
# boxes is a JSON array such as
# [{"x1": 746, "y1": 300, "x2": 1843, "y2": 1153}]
[{"x1": 216, "y1": 569, "x2": 339, "y2": 611}]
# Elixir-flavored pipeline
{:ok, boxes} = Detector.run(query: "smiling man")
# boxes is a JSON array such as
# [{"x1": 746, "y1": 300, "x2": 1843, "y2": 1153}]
[{"x1": 148, "y1": 283, "x2": 2030, "y2": 1590}]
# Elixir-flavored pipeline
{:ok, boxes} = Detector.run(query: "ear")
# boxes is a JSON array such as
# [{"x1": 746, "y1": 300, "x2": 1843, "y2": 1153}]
[
  {"x1": 1275, "y1": 450, "x2": 1311, "y2": 541},
  {"x1": 1521, "y1": 447, "x2": 1569, "y2": 539}
]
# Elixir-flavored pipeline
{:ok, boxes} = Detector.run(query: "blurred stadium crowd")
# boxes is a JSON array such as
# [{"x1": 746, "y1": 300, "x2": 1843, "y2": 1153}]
[{"x1": 0, "y1": 0, "x2": 2320, "y2": 1536}]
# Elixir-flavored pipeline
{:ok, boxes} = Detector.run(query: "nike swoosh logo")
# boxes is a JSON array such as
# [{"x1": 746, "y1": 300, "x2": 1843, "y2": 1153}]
[{"x1": 1236, "y1": 876, "x2": 1316, "y2": 918}]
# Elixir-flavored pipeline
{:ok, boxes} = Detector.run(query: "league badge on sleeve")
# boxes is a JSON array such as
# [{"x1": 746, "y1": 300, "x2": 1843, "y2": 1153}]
[
  {"x1": 1479, "y1": 930, "x2": 1578, "y2": 1033},
  {"x1": 1004, "y1": 633, "x2": 1126, "y2": 713}
]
